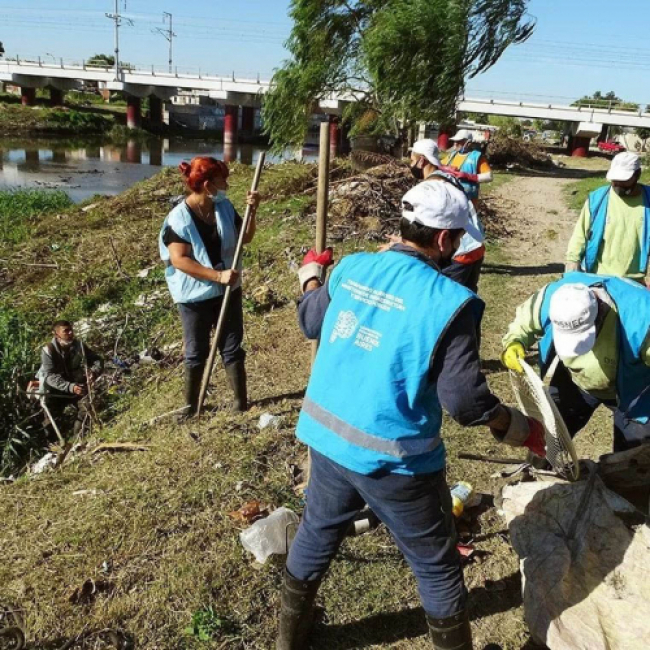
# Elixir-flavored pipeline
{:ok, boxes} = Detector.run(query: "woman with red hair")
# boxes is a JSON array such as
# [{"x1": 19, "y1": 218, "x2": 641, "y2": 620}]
[{"x1": 159, "y1": 156, "x2": 260, "y2": 416}]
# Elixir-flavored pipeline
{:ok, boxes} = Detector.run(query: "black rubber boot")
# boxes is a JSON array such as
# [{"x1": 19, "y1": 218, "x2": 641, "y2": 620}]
[
  {"x1": 225, "y1": 360, "x2": 248, "y2": 412},
  {"x1": 277, "y1": 569, "x2": 321, "y2": 650},
  {"x1": 427, "y1": 609, "x2": 473, "y2": 650},
  {"x1": 178, "y1": 365, "x2": 204, "y2": 421}
]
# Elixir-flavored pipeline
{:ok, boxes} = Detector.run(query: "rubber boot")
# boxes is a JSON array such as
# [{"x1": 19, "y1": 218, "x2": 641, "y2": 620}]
[
  {"x1": 178, "y1": 365, "x2": 204, "y2": 421},
  {"x1": 225, "y1": 360, "x2": 248, "y2": 412},
  {"x1": 427, "y1": 609, "x2": 473, "y2": 650},
  {"x1": 277, "y1": 569, "x2": 321, "y2": 650}
]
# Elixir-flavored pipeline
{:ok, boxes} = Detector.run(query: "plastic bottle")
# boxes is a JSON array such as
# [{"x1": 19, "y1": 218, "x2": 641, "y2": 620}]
[{"x1": 450, "y1": 482, "x2": 474, "y2": 518}]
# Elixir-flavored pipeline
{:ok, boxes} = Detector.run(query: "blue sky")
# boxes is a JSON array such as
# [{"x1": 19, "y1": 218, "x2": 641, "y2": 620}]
[{"x1": 3, "y1": 0, "x2": 650, "y2": 104}]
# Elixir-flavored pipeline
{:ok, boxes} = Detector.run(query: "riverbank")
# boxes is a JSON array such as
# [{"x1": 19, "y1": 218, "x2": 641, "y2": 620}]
[
  {"x1": 0, "y1": 158, "x2": 613, "y2": 649},
  {"x1": 0, "y1": 103, "x2": 116, "y2": 136}
]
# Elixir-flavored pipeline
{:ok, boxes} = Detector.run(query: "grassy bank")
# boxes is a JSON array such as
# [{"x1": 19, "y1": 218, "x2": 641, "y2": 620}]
[
  {"x1": 0, "y1": 163, "x2": 537, "y2": 649},
  {"x1": 0, "y1": 103, "x2": 115, "y2": 136}
]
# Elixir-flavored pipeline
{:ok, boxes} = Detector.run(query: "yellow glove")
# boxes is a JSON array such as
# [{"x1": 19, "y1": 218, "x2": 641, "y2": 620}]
[{"x1": 501, "y1": 342, "x2": 525, "y2": 373}]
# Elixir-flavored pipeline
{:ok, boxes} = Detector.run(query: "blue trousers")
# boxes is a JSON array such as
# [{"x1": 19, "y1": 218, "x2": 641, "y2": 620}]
[{"x1": 286, "y1": 449, "x2": 466, "y2": 619}]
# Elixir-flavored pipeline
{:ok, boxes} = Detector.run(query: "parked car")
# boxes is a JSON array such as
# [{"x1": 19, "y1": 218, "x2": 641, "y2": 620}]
[{"x1": 597, "y1": 140, "x2": 626, "y2": 154}]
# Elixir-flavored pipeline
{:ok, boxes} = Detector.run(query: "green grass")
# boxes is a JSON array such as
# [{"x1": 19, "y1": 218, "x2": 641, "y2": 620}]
[
  {"x1": 0, "y1": 103, "x2": 115, "y2": 135},
  {"x1": 0, "y1": 188, "x2": 73, "y2": 245}
]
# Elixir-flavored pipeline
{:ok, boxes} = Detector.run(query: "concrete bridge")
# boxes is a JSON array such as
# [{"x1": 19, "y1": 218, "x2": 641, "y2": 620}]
[{"x1": 3, "y1": 55, "x2": 649, "y2": 156}]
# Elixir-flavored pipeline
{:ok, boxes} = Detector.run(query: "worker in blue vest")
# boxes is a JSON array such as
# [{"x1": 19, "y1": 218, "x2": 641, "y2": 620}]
[
  {"x1": 566, "y1": 152, "x2": 650, "y2": 287},
  {"x1": 502, "y1": 273, "x2": 650, "y2": 453},
  {"x1": 277, "y1": 181, "x2": 545, "y2": 650},
  {"x1": 159, "y1": 157, "x2": 260, "y2": 417},
  {"x1": 441, "y1": 130, "x2": 493, "y2": 292}
]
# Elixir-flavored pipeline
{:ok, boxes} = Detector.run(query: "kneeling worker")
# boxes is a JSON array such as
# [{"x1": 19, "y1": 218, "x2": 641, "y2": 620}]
[
  {"x1": 502, "y1": 272, "x2": 650, "y2": 452},
  {"x1": 39, "y1": 320, "x2": 103, "y2": 438},
  {"x1": 278, "y1": 182, "x2": 544, "y2": 650}
]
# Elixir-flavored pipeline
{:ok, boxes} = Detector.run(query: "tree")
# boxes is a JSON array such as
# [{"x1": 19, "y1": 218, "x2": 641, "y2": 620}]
[
  {"x1": 635, "y1": 127, "x2": 650, "y2": 151},
  {"x1": 572, "y1": 91, "x2": 639, "y2": 113},
  {"x1": 263, "y1": 0, "x2": 535, "y2": 150},
  {"x1": 87, "y1": 53, "x2": 115, "y2": 67},
  {"x1": 488, "y1": 115, "x2": 522, "y2": 137}
]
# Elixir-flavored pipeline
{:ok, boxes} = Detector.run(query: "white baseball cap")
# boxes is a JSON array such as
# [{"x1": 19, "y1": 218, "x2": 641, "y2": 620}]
[
  {"x1": 549, "y1": 284, "x2": 599, "y2": 358},
  {"x1": 606, "y1": 152, "x2": 641, "y2": 182},
  {"x1": 450, "y1": 129, "x2": 474, "y2": 142},
  {"x1": 401, "y1": 181, "x2": 482, "y2": 242},
  {"x1": 408, "y1": 139, "x2": 441, "y2": 167}
]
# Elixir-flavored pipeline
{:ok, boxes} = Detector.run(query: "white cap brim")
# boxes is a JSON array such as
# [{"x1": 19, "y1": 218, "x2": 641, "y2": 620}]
[
  {"x1": 606, "y1": 168, "x2": 636, "y2": 182},
  {"x1": 408, "y1": 147, "x2": 441, "y2": 168},
  {"x1": 553, "y1": 325, "x2": 597, "y2": 358}
]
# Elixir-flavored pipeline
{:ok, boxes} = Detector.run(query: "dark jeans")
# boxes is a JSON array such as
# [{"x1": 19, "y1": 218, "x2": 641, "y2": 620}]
[
  {"x1": 442, "y1": 256, "x2": 483, "y2": 294},
  {"x1": 44, "y1": 393, "x2": 91, "y2": 437},
  {"x1": 549, "y1": 363, "x2": 650, "y2": 452},
  {"x1": 286, "y1": 449, "x2": 466, "y2": 619},
  {"x1": 177, "y1": 288, "x2": 245, "y2": 368}
]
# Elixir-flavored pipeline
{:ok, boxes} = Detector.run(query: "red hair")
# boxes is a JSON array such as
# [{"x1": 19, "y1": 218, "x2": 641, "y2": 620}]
[{"x1": 179, "y1": 156, "x2": 229, "y2": 193}]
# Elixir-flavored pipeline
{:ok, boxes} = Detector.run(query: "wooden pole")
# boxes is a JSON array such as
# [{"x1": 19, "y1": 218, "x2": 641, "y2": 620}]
[{"x1": 196, "y1": 152, "x2": 266, "y2": 416}]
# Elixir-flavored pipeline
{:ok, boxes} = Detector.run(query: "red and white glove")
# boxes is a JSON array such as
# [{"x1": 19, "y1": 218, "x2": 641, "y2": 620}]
[
  {"x1": 298, "y1": 247, "x2": 334, "y2": 293},
  {"x1": 492, "y1": 407, "x2": 546, "y2": 458},
  {"x1": 457, "y1": 171, "x2": 479, "y2": 183},
  {"x1": 438, "y1": 165, "x2": 461, "y2": 177}
]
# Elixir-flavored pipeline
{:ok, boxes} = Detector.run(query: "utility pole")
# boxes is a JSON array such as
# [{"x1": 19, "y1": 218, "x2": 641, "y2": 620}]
[
  {"x1": 153, "y1": 12, "x2": 176, "y2": 73},
  {"x1": 105, "y1": 1, "x2": 133, "y2": 80}
]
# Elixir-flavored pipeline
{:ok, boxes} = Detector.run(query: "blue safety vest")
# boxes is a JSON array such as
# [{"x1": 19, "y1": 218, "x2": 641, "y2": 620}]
[
  {"x1": 538, "y1": 271, "x2": 650, "y2": 433},
  {"x1": 446, "y1": 149, "x2": 482, "y2": 200},
  {"x1": 583, "y1": 184, "x2": 650, "y2": 273},
  {"x1": 158, "y1": 199, "x2": 241, "y2": 304},
  {"x1": 297, "y1": 250, "x2": 483, "y2": 475}
]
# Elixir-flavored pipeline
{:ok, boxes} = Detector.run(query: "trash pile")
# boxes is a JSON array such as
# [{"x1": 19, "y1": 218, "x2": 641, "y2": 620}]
[{"x1": 487, "y1": 133, "x2": 555, "y2": 170}]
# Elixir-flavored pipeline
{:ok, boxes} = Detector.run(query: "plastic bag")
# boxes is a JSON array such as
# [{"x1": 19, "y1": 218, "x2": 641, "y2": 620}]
[{"x1": 239, "y1": 507, "x2": 299, "y2": 564}]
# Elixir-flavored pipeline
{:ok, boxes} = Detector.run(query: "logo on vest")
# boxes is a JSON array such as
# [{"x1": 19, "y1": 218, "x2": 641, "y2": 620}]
[{"x1": 330, "y1": 310, "x2": 359, "y2": 343}]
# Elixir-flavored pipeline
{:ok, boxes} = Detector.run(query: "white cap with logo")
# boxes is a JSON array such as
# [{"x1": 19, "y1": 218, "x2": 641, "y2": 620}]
[
  {"x1": 401, "y1": 181, "x2": 482, "y2": 242},
  {"x1": 549, "y1": 284, "x2": 599, "y2": 358},
  {"x1": 408, "y1": 139, "x2": 442, "y2": 167},
  {"x1": 450, "y1": 129, "x2": 474, "y2": 142},
  {"x1": 606, "y1": 151, "x2": 641, "y2": 182}
]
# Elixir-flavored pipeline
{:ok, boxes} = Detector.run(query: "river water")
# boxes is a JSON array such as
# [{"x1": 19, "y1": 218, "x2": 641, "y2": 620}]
[{"x1": 0, "y1": 136, "x2": 319, "y2": 202}]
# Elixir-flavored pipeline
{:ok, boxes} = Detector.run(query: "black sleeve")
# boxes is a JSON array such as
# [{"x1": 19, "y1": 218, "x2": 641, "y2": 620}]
[
  {"x1": 431, "y1": 302, "x2": 501, "y2": 426},
  {"x1": 297, "y1": 278, "x2": 331, "y2": 340},
  {"x1": 162, "y1": 225, "x2": 190, "y2": 247}
]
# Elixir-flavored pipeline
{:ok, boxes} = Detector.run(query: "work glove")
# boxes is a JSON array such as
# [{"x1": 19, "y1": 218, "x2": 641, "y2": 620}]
[
  {"x1": 456, "y1": 171, "x2": 479, "y2": 183},
  {"x1": 491, "y1": 407, "x2": 546, "y2": 458},
  {"x1": 298, "y1": 247, "x2": 334, "y2": 293},
  {"x1": 501, "y1": 342, "x2": 525, "y2": 373}
]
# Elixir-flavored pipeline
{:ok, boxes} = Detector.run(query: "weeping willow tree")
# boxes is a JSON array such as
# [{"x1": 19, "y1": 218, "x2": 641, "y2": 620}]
[{"x1": 263, "y1": 0, "x2": 535, "y2": 150}]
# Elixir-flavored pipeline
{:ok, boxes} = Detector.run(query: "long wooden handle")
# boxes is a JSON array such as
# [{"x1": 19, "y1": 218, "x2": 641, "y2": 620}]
[{"x1": 196, "y1": 152, "x2": 266, "y2": 416}]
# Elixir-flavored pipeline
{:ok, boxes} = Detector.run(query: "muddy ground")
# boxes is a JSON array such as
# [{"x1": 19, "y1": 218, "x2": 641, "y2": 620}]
[{"x1": 0, "y1": 158, "x2": 620, "y2": 650}]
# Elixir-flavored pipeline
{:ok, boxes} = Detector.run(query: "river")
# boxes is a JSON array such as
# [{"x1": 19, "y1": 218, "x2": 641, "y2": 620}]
[{"x1": 0, "y1": 136, "x2": 319, "y2": 202}]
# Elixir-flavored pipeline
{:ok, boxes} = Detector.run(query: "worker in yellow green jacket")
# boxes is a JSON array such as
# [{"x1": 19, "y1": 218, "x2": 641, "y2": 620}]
[
  {"x1": 502, "y1": 272, "x2": 650, "y2": 453},
  {"x1": 565, "y1": 152, "x2": 650, "y2": 286}
]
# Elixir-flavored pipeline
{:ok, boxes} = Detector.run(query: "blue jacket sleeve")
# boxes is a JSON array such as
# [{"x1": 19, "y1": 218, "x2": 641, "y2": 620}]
[
  {"x1": 431, "y1": 302, "x2": 501, "y2": 426},
  {"x1": 297, "y1": 278, "x2": 331, "y2": 340}
]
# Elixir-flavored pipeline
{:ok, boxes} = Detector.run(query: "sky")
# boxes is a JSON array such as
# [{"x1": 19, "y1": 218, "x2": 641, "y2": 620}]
[{"x1": 2, "y1": 0, "x2": 650, "y2": 105}]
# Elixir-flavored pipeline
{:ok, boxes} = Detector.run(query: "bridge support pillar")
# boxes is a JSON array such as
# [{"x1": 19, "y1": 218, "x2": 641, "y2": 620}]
[
  {"x1": 49, "y1": 88, "x2": 64, "y2": 106},
  {"x1": 126, "y1": 140, "x2": 142, "y2": 164},
  {"x1": 224, "y1": 105, "x2": 239, "y2": 145},
  {"x1": 329, "y1": 115, "x2": 340, "y2": 158},
  {"x1": 241, "y1": 106, "x2": 255, "y2": 138},
  {"x1": 126, "y1": 96, "x2": 142, "y2": 130},
  {"x1": 437, "y1": 126, "x2": 455, "y2": 151},
  {"x1": 569, "y1": 135, "x2": 591, "y2": 158},
  {"x1": 148, "y1": 95, "x2": 163, "y2": 126},
  {"x1": 21, "y1": 87, "x2": 36, "y2": 107}
]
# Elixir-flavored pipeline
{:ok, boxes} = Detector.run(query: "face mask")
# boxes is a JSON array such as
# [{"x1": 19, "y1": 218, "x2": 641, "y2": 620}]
[
  {"x1": 58, "y1": 338, "x2": 74, "y2": 348},
  {"x1": 612, "y1": 184, "x2": 635, "y2": 197},
  {"x1": 410, "y1": 164, "x2": 424, "y2": 180}
]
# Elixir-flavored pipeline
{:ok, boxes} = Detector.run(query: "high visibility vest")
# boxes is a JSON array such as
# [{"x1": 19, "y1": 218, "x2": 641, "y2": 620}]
[
  {"x1": 538, "y1": 271, "x2": 650, "y2": 435},
  {"x1": 297, "y1": 250, "x2": 483, "y2": 475},
  {"x1": 158, "y1": 200, "x2": 240, "y2": 304},
  {"x1": 446, "y1": 149, "x2": 482, "y2": 200},
  {"x1": 583, "y1": 184, "x2": 650, "y2": 274}
]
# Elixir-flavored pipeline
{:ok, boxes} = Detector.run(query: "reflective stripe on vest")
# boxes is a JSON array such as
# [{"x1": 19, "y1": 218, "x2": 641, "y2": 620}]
[
  {"x1": 584, "y1": 184, "x2": 650, "y2": 273},
  {"x1": 302, "y1": 396, "x2": 443, "y2": 459}
]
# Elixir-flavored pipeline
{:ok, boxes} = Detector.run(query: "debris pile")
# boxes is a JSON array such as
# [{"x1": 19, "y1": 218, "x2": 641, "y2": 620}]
[{"x1": 487, "y1": 133, "x2": 555, "y2": 170}]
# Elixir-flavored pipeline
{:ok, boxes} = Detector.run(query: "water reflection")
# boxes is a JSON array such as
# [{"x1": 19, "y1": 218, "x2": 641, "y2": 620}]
[{"x1": 0, "y1": 136, "x2": 319, "y2": 202}]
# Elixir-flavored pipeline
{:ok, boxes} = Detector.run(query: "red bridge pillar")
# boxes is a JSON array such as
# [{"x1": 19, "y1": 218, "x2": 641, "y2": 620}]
[
  {"x1": 21, "y1": 87, "x2": 36, "y2": 106},
  {"x1": 437, "y1": 126, "x2": 455, "y2": 151},
  {"x1": 126, "y1": 96, "x2": 142, "y2": 129},
  {"x1": 241, "y1": 106, "x2": 255, "y2": 136},
  {"x1": 224, "y1": 105, "x2": 239, "y2": 144},
  {"x1": 570, "y1": 135, "x2": 591, "y2": 158},
  {"x1": 49, "y1": 88, "x2": 64, "y2": 106}
]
